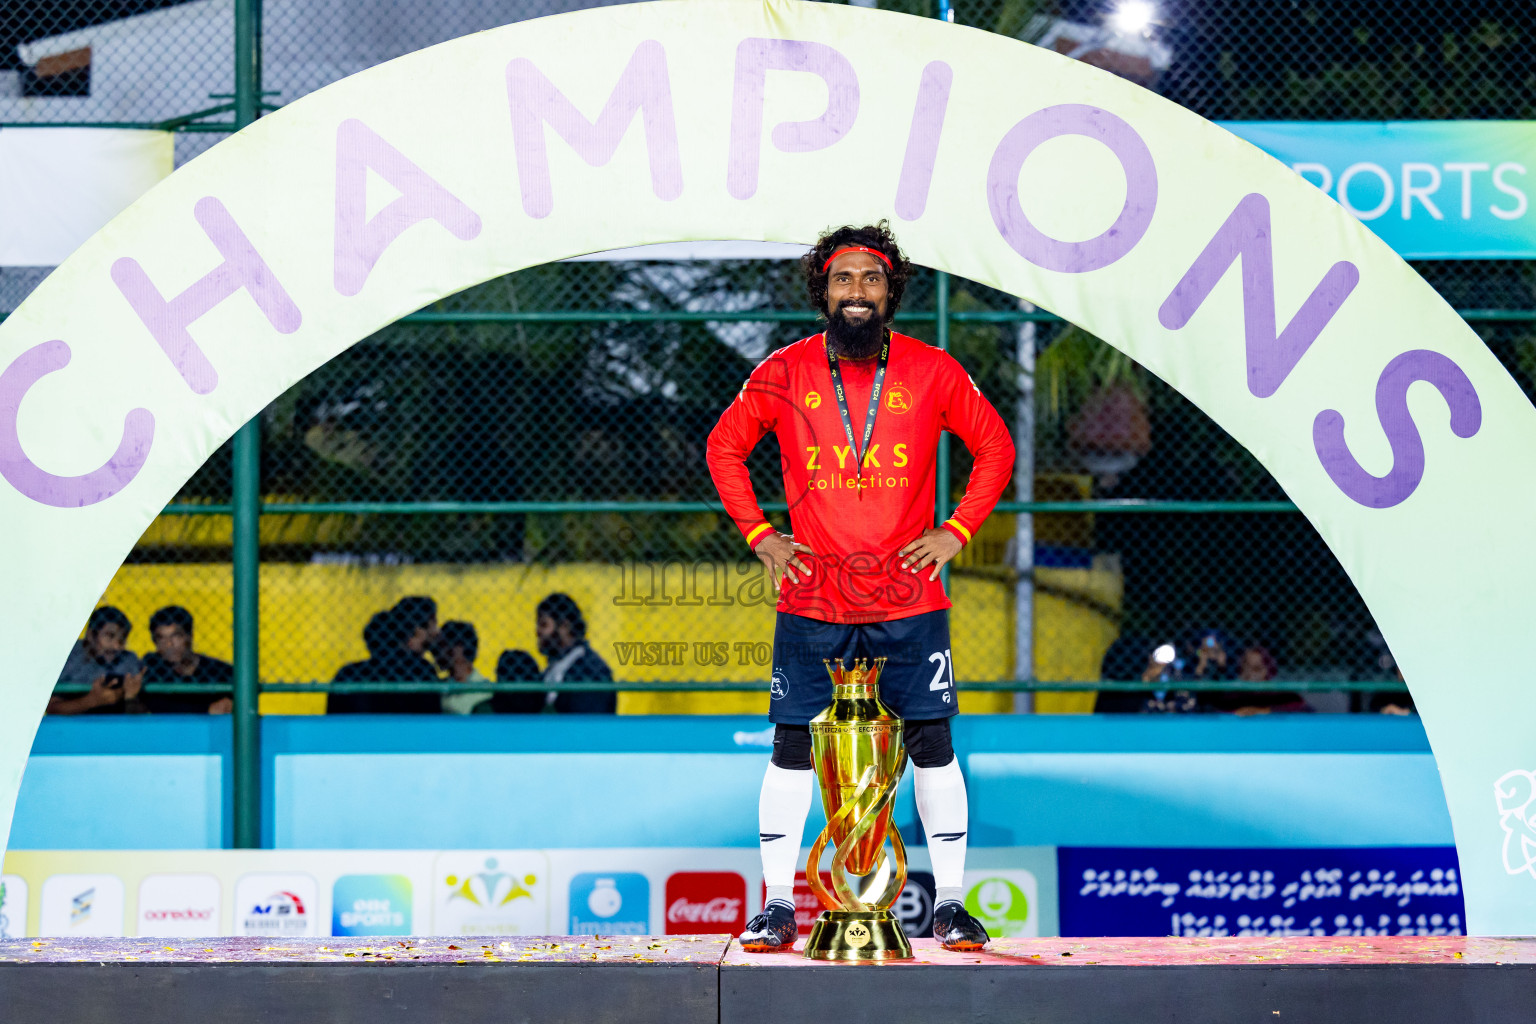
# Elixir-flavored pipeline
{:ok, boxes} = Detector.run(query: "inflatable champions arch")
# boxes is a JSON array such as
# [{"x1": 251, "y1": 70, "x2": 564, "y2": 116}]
[{"x1": 3, "y1": 0, "x2": 1534, "y2": 934}]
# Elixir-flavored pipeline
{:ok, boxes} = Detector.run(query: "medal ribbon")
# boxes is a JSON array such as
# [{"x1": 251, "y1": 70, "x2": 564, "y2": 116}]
[{"x1": 825, "y1": 333, "x2": 890, "y2": 498}]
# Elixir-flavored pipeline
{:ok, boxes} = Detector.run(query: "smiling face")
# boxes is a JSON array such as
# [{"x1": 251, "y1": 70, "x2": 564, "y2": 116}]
[{"x1": 824, "y1": 250, "x2": 890, "y2": 325}]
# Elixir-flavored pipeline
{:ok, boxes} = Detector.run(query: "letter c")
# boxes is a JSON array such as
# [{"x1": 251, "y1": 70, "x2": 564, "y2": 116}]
[{"x1": 0, "y1": 340, "x2": 154, "y2": 508}]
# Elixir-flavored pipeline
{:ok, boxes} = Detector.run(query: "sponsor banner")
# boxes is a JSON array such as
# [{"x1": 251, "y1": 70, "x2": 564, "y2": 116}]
[
  {"x1": 1222, "y1": 121, "x2": 1536, "y2": 258},
  {"x1": 39, "y1": 873, "x2": 124, "y2": 937},
  {"x1": 569, "y1": 872, "x2": 648, "y2": 935},
  {"x1": 541, "y1": 848, "x2": 761, "y2": 939},
  {"x1": 332, "y1": 874, "x2": 412, "y2": 937},
  {"x1": 664, "y1": 871, "x2": 747, "y2": 936},
  {"x1": 234, "y1": 873, "x2": 320, "y2": 938},
  {"x1": 0, "y1": 874, "x2": 27, "y2": 939},
  {"x1": 0, "y1": 847, "x2": 1057, "y2": 937},
  {"x1": 895, "y1": 870, "x2": 936, "y2": 938},
  {"x1": 432, "y1": 851, "x2": 549, "y2": 936},
  {"x1": 1059, "y1": 847, "x2": 1465, "y2": 938},
  {"x1": 137, "y1": 874, "x2": 220, "y2": 937},
  {"x1": 962, "y1": 870, "x2": 1040, "y2": 938}
]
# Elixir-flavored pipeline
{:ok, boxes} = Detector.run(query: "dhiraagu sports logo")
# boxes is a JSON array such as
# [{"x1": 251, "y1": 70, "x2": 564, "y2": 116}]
[
  {"x1": 569, "y1": 872, "x2": 648, "y2": 934},
  {"x1": 964, "y1": 871, "x2": 1039, "y2": 938},
  {"x1": 332, "y1": 874, "x2": 412, "y2": 936}
]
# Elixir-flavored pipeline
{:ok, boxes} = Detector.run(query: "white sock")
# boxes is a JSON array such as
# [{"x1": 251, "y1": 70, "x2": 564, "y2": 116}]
[
  {"x1": 759, "y1": 763, "x2": 815, "y2": 891},
  {"x1": 915, "y1": 757, "x2": 969, "y2": 892}
]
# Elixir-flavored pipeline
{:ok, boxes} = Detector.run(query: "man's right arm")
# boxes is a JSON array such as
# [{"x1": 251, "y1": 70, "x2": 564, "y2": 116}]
[
  {"x1": 47, "y1": 676, "x2": 120, "y2": 715},
  {"x1": 705, "y1": 360, "x2": 783, "y2": 550}
]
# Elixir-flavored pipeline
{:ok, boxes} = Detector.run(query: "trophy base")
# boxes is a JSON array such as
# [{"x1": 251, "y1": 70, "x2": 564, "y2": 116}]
[{"x1": 802, "y1": 910, "x2": 914, "y2": 961}]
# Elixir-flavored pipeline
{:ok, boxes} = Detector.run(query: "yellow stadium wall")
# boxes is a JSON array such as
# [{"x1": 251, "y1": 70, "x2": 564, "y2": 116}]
[
  {"x1": 92, "y1": 557, "x2": 1119, "y2": 715},
  {"x1": 1031, "y1": 555, "x2": 1123, "y2": 714}
]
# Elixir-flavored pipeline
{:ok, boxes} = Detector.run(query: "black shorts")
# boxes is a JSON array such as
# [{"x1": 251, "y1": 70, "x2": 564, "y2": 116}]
[{"x1": 768, "y1": 609, "x2": 958, "y2": 724}]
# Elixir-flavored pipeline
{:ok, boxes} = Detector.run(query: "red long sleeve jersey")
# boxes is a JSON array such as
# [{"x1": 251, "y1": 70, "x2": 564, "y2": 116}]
[{"x1": 706, "y1": 331, "x2": 1016, "y2": 624}]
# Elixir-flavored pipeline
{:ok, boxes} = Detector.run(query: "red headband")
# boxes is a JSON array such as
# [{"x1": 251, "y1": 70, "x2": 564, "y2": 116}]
[{"x1": 821, "y1": 245, "x2": 894, "y2": 272}]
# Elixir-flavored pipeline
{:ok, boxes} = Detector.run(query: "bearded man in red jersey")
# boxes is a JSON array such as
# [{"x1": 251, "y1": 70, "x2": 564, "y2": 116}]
[{"x1": 707, "y1": 222, "x2": 1016, "y2": 952}]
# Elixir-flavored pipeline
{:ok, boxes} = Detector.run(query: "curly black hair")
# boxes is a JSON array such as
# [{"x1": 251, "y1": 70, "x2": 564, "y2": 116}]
[{"x1": 801, "y1": 220, "x2": 912, "y2": 322}]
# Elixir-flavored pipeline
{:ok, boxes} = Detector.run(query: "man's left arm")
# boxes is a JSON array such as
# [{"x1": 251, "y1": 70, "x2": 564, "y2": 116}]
[
  {"x1": 936, "y1": 362, "x2": 1016, "y2": 546},
  {"x1": 899, "y1": 360, "x2": 1016, "y2": 578}
]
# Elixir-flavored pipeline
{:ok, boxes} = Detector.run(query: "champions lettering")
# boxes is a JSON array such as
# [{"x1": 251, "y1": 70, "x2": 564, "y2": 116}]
[{"x1": 0, "y1": 37, "x2": 1479, "y2": 513}]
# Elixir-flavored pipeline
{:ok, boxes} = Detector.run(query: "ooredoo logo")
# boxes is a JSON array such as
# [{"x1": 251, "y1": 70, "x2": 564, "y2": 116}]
[
  {"x1": 138, "y1": 874, "x2": 221, "y2": 937},
  {"x1": 665, "y1": 872, "x2": 746, "y2": 934}
]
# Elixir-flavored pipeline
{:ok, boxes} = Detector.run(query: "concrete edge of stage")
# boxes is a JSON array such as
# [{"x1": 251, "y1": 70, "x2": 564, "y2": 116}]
[{"x1": 2, "y1": 935, "x2": 1534, "y2": 1024}]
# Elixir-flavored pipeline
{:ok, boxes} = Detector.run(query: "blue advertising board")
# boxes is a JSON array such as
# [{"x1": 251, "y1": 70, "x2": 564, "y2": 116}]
[
  {"x1": 1059, "y1": 847, "x2": 1464, "y2": 938},
  {"x1": 1222, "y1": 122, "x2": 1536, "y2": 258}
]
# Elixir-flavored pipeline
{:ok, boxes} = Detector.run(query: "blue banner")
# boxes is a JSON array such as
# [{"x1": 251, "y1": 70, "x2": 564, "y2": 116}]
[
  {"x1": 1059, "y1": 847, "x2": 1465, "y2": 937},
  {"x1": 1221, "y1": 122, "x2": 1536, "y2": 258}
]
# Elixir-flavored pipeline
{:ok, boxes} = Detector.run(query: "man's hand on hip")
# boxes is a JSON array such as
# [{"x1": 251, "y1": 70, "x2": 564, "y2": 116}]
[
  {"x1": 898, "y1": 528, "x2": 962, "y2": 581},
  {"x1": 755, "y1": 533, "x2": 815, "y2": 594}
]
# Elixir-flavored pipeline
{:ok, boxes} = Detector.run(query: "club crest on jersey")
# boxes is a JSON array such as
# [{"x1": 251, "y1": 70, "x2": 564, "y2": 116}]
[
  {"x1": 804, "y1": 391, "x2": 822, "y2": 409},
  {"x1": 885, "y1": 384, "x2": 914, "y2": 414}
]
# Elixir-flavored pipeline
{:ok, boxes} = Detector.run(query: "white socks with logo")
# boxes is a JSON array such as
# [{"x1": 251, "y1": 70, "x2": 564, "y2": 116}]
[
  {"x1": 915, "y1": 757, "x2": 969, "y2": 904},
  {"x1": 758, "y1": 759, "x2": 967, "y2": 912},
  {"x1": 759, "y1": 763, "x2": 815, "y2": 909}
]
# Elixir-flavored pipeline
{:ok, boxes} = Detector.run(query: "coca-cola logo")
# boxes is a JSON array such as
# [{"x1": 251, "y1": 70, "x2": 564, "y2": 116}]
[
  {"x1": 664, "y1": 872, "x2": 747, "y2": 935},
  {"x1": 668, "y1": 896, "x2": 742, "y2": 923}
]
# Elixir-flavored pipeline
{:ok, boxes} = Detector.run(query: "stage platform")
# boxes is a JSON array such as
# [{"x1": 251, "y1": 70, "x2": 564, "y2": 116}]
[{"x1": 3, "y1": 934, "x2": 1534, "y2": 1023}]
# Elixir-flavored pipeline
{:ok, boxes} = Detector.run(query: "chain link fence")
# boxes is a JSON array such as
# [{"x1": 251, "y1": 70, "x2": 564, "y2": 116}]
[{"x1": 17, "y1": 0, "x2": 1534, "y2": 713}]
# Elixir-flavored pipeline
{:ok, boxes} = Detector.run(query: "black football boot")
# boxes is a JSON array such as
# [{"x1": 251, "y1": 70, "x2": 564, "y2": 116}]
[
  {"x1": 739, "y1": 901, "x2": 799, "y2": 952},
  {"x1": 933, "y1": 901, "x2": 990, "y2": 951}
]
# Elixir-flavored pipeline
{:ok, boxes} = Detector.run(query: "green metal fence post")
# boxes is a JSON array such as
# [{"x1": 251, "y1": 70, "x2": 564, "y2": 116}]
[
  {"x1": 934, "y1": 270, "x2": 951, "y2": 594},
  {"x1": 231, "y1": 0, "x2": 263, "y2": 850}
]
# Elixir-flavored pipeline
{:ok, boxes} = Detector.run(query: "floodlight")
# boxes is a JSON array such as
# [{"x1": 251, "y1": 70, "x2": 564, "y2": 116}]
[{"x1": 1110, "y1": 0, "x2": 1156, "y2": 35}]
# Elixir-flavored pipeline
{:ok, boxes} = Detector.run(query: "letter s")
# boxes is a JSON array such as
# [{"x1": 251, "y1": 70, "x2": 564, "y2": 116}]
[
  {"x1": 1312, "y1": 349, "x2": 1480, "y2": 509},
  {"x1": 0, "y1": 340, "x2": 154, "y2": 508}
]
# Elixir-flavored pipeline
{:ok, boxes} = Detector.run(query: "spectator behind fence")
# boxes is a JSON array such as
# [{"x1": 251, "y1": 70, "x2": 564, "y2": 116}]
[
  {"x1": 491, "y1": 649, "x2": 544, "y2": 714},
  {"x1": 1184, "y1": 627, "x2": 1239, "y2": 684},
  {"x1": 140, "y1": 606, "x2": 234, "y2": 714},
  {"x1": 1093, "y1": 634, "x2": 1210, "y2": 713},
  {"x1": 533, "y1": 593, "x2": 615, "y2": 714},
  {"x1": 1370, "y1": 665, "x2": 1416, "y2": 716},
  {"x1": 1205, "y1": 645, "x2": 1311, "y2": 716},
  {"x1": 329, "y1": 608, "x2": 441, "y2": 714},
  {"x1": 49, "y1": 606, "x2": 145, "y2": 715},
  {"x1": 393, "y1": 596, "x2": 440, "y2": 663},
  {"x1": 438, "y1": 620, "x2": 493, "y2": 714}
]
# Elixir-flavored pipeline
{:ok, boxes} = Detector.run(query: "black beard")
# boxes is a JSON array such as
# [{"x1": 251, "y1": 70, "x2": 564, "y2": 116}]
[{"x1": 825, "y1": 302, "x2": 887, "y2": 359}]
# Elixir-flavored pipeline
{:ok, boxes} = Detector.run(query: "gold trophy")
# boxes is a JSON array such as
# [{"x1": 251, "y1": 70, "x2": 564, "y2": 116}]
[{"x1": 802, "y1": 657, "x2": 914, "y2": 961}]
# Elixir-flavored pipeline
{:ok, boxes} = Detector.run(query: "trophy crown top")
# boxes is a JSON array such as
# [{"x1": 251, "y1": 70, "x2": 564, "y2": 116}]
[{"x1": 823, "y1": 657, "x2": 888, "y2": 697}]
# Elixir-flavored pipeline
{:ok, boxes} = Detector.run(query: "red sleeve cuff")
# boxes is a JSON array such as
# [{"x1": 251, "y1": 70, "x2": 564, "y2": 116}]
[
  {"x1": 940, "y1": 519, "x2": 972, "y2": 546},
  {"x1": 744, "y1": 522, "x2": 775, "y2": 549}
]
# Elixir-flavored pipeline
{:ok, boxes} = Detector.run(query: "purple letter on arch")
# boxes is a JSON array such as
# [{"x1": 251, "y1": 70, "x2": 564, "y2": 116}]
[
  {"x1": 895, "y1": 61, "x2": 953, "y2": 221},
  {"x1": 728, "y1": 38, "x2": 859, "y2": 201},
  {"x1": 0, "y1": 340, "x2": 154, "y2": 508},
  {"x1": 987, "y1": 103, "x2": 1156, "y2": 273},
  {"x1": 507, "y1": 39, "x2": 683, "y2": 219},
  {"x1": 1313, "y1": 349, "x2": 1481, "y2": 509},
  {"x1": 111, "y1": 197, "x2": 302, "y2": 395},
  {"x1": 1159, "y1": 193, "x2": 1360, "y2": 399},
  {"x1": 333, "y1": 119, "x2": 483, "y2": 297}
]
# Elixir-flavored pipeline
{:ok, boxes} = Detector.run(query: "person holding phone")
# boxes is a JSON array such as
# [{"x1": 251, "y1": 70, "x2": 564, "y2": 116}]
[{"x1": 48, "y1": 606, "x2": 145, "y2": 715}]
